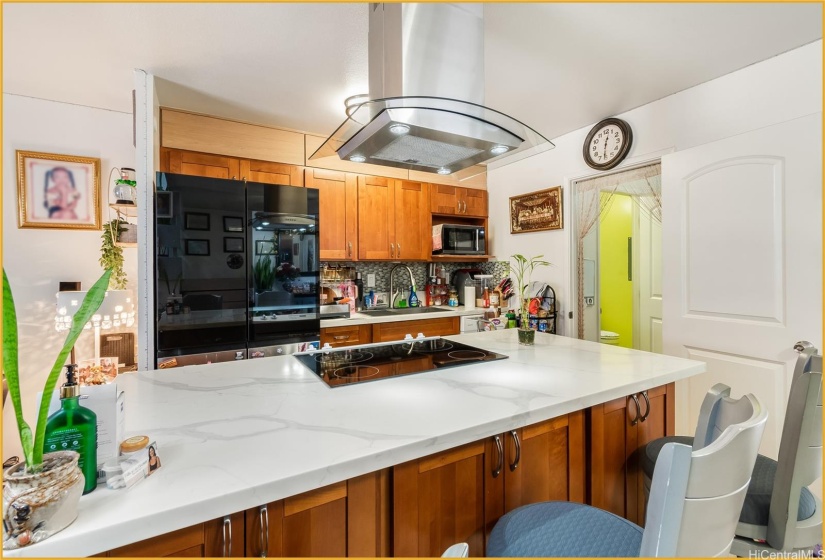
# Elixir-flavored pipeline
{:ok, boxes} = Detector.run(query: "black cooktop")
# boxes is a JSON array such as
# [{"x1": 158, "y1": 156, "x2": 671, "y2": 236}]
[{"x1": 294, "y1": 338, "x2": 508, "y2": 388}]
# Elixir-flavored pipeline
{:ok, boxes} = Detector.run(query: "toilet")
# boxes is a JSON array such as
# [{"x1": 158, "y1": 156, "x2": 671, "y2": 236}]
[{"x1": 600, "y1": 330, "x2": 620, "y2": 345}]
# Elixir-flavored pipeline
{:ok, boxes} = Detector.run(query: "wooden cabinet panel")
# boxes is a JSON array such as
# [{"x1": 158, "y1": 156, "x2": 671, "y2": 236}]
[
  {"x1": 431, "y1": 184, "x2": 460, "y2": 215},
  {"x1": 504, "y1": 411, "x2": 586, "y2": 515},
  {"x1": 164, "y1": 149, "x2": 240, "y2": 180},
  {"x1": 347, "y1": 470, "x2": 391, "y2": 557},
  {"x1": 461, "y1": 188, "x2": 487, "y2": 218},
  {"x1": 371, "y1": 316, "x2": 460, "y2": 343},
  {"x1": 204, "y1": 512, "x2": 245, "y2": 557},
  {"x1": 108, "y1": 524, "x2": 206, "y2": 557},
  {"x1": 307, "y1": 169, "x2": 358, "y2": 261},
  {"x1": 321, "y1": 324, "x2": 372, "y2": 348},
  {"x1": 357, "y1": 176, "x2": 395, "y2": 260},
  {"x1": 394, "y1": 440, "x2": 491, "y2": 557},
  {"x1": 587, "y1": 383, "x2": 675, "y2": 526},
  {"x1": 393, "y1": 180, "x2": 431, "y2": 261},
  {"x1": 240, "y1": 159, "x2": 303, "y2": 186},
  {"x1": 430, "y1": 184, "x2": 488, "y2": 218}
]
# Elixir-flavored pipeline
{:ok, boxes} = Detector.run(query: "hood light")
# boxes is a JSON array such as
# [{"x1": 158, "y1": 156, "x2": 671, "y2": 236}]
[
  {"x1": 261, "y1": 221, "x2": 270, "y2": 226},
  {"x1": 437, "y1": 167, "x2": 451, "y2": 175},
  {"x1": 490, "y1": 145, "x2": 510, "y2": 155},
  {"x1": 389, "y1": 123, "x2": 410, "y2": 135},
  {"x1": 349, "y1": 155, "x2": 366, "y2": 163}
]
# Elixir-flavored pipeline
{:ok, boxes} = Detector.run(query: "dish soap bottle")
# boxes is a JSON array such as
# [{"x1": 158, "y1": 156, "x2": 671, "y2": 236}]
[
  {"x1": 44, "y1": 364, "x2": 98, "y2": 494},
  {"x1": 408, "y1": 285, "x2": 419, "y2": 308}
]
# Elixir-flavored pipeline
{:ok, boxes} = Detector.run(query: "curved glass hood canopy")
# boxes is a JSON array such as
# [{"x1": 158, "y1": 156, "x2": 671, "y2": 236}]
[{"x1": 309, "y1": 96, "x2": 553, "y2": 181}]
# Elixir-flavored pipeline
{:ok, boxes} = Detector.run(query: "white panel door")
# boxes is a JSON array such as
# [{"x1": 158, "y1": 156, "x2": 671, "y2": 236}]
[
  {"x1": 634, "y1": 204, "x2": 663, "y2": 353},
  {"x1": 662, "y1": 113, "x2": 822, "y2": 459}
]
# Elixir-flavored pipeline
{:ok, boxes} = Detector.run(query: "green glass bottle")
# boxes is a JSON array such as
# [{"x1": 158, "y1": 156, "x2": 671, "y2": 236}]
[{"x1": 44, "y1": 364, "x2": 98, "y2": 494}]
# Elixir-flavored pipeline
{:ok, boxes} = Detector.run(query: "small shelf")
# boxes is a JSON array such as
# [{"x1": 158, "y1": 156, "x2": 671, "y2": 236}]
[
  {"x1": 430, "y1": 254, "x2": 494, "y2": 263},
  {"x1": 109, "y1": 203, "x2": 138, "y2": 217}
]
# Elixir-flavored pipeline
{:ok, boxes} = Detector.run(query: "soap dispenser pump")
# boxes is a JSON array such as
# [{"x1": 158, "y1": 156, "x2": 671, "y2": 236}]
[{"x1": 44, "y1": 364, "x2": 98, "y2": 494}]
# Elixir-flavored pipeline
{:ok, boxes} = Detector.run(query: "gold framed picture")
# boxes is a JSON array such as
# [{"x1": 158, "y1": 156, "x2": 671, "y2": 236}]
[
  {"x1": 17, "y1": 150, "x2": 101, "y2": 230},
  {"x1": 510, "y1": 186, "x2": 563, "y2": 234}
]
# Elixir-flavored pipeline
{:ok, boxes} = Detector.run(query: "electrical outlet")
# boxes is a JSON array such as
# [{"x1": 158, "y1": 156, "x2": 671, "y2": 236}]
[{"x1": 367, "y1": 273, "x2": 376, "y2": 288}]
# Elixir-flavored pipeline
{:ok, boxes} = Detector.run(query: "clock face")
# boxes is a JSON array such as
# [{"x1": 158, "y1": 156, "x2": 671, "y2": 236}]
[{"x1": 583, "y1": 118, "x2": 633, "y2": 170}]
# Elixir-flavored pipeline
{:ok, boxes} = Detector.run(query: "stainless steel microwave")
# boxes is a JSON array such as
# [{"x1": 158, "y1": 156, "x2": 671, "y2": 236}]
[{"x1": 432, "y1": 224, "x2": 486, "y2": 255}]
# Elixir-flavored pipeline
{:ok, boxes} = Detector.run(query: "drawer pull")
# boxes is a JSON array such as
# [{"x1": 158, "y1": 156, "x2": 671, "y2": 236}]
[
  {"x1": 629, "y1": 394, "x2": 642, "y2": 426},
  {"x1": 492, "y1": 435, "x2": 503, "y2": 478},
  {"x1": 333, "y1": 335, "x2": 351, "y2": 341},
  {"x1": 222, "y1": 516, "x2": 232, "y2": 557},
  {"x1": 259, "y1": 505, "x2": 269, "y2": 557},
  {"x1": 347, "y1": 241, "x2": 353, "y2": 258},
  {"x1": 509, "y1": 430, "x2": 521, "y2": 471},
  {"x1": 640, "y1": 391, "x2": 651, "y2": 422}
]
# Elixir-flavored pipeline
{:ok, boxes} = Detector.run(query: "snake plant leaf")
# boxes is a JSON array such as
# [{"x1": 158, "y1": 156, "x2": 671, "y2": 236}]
[
  {"x1": 3, "y1": 270, "x2": 34, "y2": 468},
  {"x1": 31, "y1": 269, "x2": 112, "y2": 468}
]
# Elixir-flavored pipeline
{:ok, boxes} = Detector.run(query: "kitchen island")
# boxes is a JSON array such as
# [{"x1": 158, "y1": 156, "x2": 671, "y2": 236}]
[{"x1": 6, "y1": 330, "x2": 705, "y2": 557}]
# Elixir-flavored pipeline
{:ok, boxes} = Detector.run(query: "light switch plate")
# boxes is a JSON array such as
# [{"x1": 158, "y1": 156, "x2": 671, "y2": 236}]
[
  {"x1": 585, "y1": 297, "x2": 595, "y2": 306},
  {"x1": 367, "y1": 273, "x2": 376, "y2": 287}
]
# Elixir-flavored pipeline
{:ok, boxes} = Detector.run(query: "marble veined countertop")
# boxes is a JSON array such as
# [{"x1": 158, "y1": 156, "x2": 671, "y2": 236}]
[{"x1": 7, "y1": 330, "x2": 705, "y2": 557}]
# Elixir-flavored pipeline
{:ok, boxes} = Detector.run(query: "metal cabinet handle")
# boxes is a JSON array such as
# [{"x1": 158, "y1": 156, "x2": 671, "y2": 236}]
[
  {"x1": 390, "y1": 243, "x2": 395, "y2": 258},
  {"x1": 460, "y1": 200, "x2": 466, "y2": 214},
  {"x1": 639, "y1": 391, "x2": 651, "y2": 422},
  {"x1": 397, "y1": 243, "x2": 401, "y2": 258},
  {"x1": 333, "y1": 334, "x2": 350, "y2": 340},
  {"x1": 509, "y1": 430, "x2": 521, "y2": 471},
  {"x1": 347, "y1": 241, "x2": 352, "y2": 258},
  {"x1": 259, "y1": 505, "x2": 269, "y2": 557},
  {"x1": 222, "y1": 516, "x2": 232, "y2": 557},
  {"x1": 629, "y1": 394, "x2": 642, "y2": 426},
  {"x1": 492, "y1": 435, "x2": 503, "y2": 478}
]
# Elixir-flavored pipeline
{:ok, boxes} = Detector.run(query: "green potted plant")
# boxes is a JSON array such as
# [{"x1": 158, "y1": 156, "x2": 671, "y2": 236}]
[
  {"x1": 2, "y1": 268, "x2": 111, "y2": 549},
  {"x1": 253, "y1": 254, "x2": 276, "y2": 293},
  {"x1": 509, "y1": 254, "x2": 550, "y2": 345},
  {"x1": 100, "y1": 219, "x2": 127, "y2": 289}
]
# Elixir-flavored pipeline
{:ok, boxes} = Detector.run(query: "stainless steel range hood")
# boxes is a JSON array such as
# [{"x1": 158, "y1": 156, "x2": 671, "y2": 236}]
[{"x1": 309, "y1": 4, "x2": 553, "y2": 180}]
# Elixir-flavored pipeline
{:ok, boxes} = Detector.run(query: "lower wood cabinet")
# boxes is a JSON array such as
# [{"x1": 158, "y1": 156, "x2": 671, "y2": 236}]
[
  {"x1": 371, "y1": 316, "x2": 459, "y2": 343},
  {"x1": 393, "y1": 411, "x2": 585, "y2": 557},
  {"x1": 320, "y1": 324, "x2": 372, "y2": 348},
  {"x1": 587, "y1": 383, "x2": 675, "y2": 526}
]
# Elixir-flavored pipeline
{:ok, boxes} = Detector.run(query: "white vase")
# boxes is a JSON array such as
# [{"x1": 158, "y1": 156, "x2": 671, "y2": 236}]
[{"x1": 2, "y1": 451, "x2": 84, "y2": 550}]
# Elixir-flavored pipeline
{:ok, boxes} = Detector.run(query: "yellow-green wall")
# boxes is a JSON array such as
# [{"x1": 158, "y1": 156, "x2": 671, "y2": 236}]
[{"x1": 599, "y1": 193, "x2": 633, "y2": 348}]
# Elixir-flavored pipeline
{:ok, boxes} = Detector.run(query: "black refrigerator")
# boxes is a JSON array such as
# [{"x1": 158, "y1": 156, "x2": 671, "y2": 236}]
[{"x1": 154, "y1": 173, "x2": 320, "y2": 368}]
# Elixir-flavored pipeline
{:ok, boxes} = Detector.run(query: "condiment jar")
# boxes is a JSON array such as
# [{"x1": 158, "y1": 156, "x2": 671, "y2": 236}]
[{"x1": 120, "y1": 435, "x2": 150, "y2": 457}]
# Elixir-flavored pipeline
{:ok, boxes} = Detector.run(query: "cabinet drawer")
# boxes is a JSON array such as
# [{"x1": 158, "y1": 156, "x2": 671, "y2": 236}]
[
  {"x1": 371, "y1": 317, "x2": 459, "y2": 343},
  {"x1": 321, "y1": 324, "x2": 372, "y2": 348}
]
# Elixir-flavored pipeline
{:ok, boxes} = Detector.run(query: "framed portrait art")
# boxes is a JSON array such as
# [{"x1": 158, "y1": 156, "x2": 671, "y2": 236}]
[
  {"x1": 17, "y1": 150, "x2": 101, "y2": 230},
  {"x1": 509, "y1": 186, "x2": 563, "y2": 234}
]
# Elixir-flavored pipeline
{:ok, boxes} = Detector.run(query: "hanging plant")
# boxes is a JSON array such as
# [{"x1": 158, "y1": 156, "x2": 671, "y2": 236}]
[{"x1": 100, "y1": 219, "x2": 127, "y2": 289}]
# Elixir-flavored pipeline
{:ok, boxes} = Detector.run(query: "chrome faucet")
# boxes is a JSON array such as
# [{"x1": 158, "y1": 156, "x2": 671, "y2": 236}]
[{"x1": 389, "y1": 264, "x2": 416, "y2": 308}]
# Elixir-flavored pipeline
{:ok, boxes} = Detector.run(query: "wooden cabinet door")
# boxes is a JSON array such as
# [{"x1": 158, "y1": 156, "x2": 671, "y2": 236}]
[
  {"x1": 588, "y1": 395, "x2": 634, "y2": 520},
  {"x1": 393, "y1": 180, "x2": 431, "y2": 261},
  {"x1": 320, "y1": 324, "x2": 371, "y2": 348},
  {"x1": 371, "y1": 316, "x2": 460, "y2": 343},
  {"x1": 394, "y1": 438, "x2": 503, "y2": 557},
  {"x1": 240, "y1": 159, "x2": 303, "y2": 186},
  {"x1": 108, "y1": 524, "x2": 207, "y2": 557},
  {"x1": 164, "y1": 148, "x2": 241, "y2": 180},
  {"x1": 204, "y1": 511, "x2": 245, "y2": 557},
  {"x1": 430, "y1": 184, "x2": 459, "y2": 215},
  {"x1": 306, "y1": 169, "x2": 358, "y2": 261},
  {"x1": 460, "y1": 188, "x2": 488, "y2": 218},
  {"x1": 503, "y1": 412, "x2": 586, "y2": 516},
  {"x1": 357, "y1": 176, "x2": 395, "y2": 260}
]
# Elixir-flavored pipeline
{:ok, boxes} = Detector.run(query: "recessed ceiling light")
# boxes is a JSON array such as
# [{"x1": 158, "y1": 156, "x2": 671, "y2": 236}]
[
  {"x1": 389, "y1": 124, "x2": 410, "y2": 135},
  {"x1": 490, "y1": 145, "x2": 509, "y2": 155},
  {"x1": 256, "y1": 226, "x2": 263, "y2": 230},
  {"x1": 437, "y1": 167, "x2": 451, "y2": 175},
  {"x1": 349, "y1": 155, "x2": 366, "y2": 163},
  {"x1": 261, "y1": 221, "x2": 270, "y2": 226}
]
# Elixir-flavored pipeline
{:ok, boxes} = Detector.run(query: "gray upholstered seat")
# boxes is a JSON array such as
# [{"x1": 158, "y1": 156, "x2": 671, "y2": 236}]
[
  {"x1": 488, "y1": 502, "x2": 643, "y2": 557},
  {"x1": 643, "y1": 436, "x2": 817, "y2": 525}
]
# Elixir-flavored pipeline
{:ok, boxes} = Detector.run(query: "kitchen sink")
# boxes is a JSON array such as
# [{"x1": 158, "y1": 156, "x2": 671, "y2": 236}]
[{"x1": 360, "y1": 307, "x2": 453, "y2": 317}]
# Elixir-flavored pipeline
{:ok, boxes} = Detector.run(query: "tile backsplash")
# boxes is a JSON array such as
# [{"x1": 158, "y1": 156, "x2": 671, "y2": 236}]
[{"x1": 321, "y1": 260, "x2": 509, "y2": 291}]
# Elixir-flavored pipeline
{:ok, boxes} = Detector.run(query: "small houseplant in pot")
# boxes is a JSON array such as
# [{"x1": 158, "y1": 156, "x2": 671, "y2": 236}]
[
  {"x1": 509, "y1": 254, "x2": 550, "y2": 345},
  {"x1": 2, "y1": 268, "x2": 111, "y2": 550},
  {"x1": 100, "y1": 219, "x2": 128, "y2": 289},
  {"x1": 253, "y1": 254, "x2": 276, "y2": 293}
]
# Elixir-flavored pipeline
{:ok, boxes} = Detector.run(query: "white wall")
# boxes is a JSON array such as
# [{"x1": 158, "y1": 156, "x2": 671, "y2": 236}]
[
  {"x1": 488, "y1": 40, "x2": 822, "y2": 337},
  {"x1": 2, "y1": 93, "x2": 136, "y2": 459}
]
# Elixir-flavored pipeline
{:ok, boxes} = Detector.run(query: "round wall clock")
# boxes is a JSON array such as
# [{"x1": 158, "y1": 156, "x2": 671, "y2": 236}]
[{"x1": 582, "y1": 118, "x2": 633, "y2": 170}]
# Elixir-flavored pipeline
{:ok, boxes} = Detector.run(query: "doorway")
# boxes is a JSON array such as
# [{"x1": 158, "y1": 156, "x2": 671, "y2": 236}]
[{"x1": 570, "y1": 162, "x2": 662, "y2": 351}]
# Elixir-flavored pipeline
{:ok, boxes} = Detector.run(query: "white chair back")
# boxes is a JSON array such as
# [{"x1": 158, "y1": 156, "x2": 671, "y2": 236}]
[{"x1": 640, "y1": 390, "x2": 767, "y2": 557}]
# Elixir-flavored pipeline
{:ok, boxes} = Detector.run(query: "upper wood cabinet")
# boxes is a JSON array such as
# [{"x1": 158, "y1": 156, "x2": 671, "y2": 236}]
[
  {"x1": 393, "y1": 412, "x2": 585, "y2": 557},
  {"x1": 240, "y1": 159, "x2": 303, "y2": 186},
  {"x1": 430, "y1": 184, "x2": 488, "y2": 218},
  {"x1": 306, "y1": 169, "x2": 358, "y2": 261},
  {"x1": 162, "y1": 148, "x2": 240, "y2": 180},
  {"x1": 357, "y1": 177, "x2": 430, "y2": 261},
  {"x1": 587, "y1": 383, "x2": 674, "y2": 526}
]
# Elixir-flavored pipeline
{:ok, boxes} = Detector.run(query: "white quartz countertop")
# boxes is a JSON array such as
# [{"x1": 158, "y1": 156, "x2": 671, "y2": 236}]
[
  {"x1": 7, "y1": 331, "x2": 705, "y2": 557},
  {"x1": 321, "y1": 305, "x2": 487, "y2": 327}
]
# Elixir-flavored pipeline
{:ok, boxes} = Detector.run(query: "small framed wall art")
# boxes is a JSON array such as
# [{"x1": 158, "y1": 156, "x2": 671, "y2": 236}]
[
  {"x1": 185, "y1": 212, "x2": 210, "y2": 231},
  {"x1": 223, "y1": 216, "x2": 243, "y2": 233},
  {"x1": 185, "y1": 239, "x2": 210, "y2": 256},
  {"x1": 509, "y1": 186, "x2": 563, "y2": 234},
  {"x1": 16, "y1": 150, "x2": 101, "y2": 230},
  {"x1": 224, "y1": 237, "x2": 244, "y2": 253}
]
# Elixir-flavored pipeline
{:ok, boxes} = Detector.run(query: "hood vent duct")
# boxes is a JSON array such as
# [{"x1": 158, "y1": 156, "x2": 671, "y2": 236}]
[{"x1": 310, "y1": 3, "x2": 553, "y2": 180}]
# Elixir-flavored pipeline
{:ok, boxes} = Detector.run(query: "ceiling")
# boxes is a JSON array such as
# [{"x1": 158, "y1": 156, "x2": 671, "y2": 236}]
[{"x1": 3, "y1": 3, "x2": 821, "y2": 142}]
